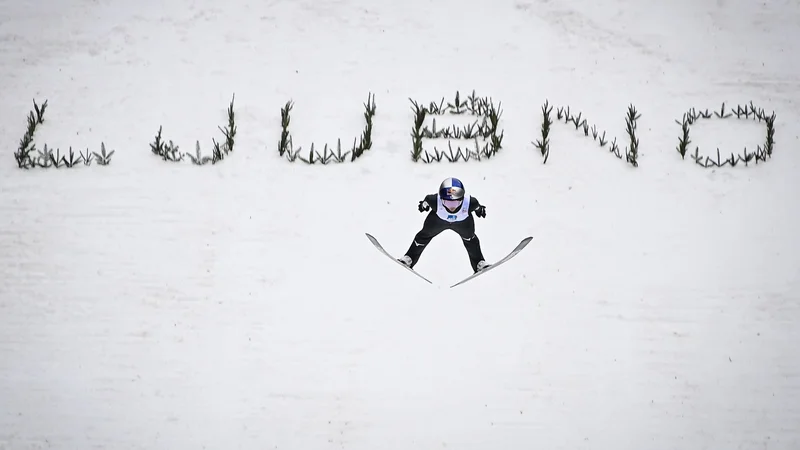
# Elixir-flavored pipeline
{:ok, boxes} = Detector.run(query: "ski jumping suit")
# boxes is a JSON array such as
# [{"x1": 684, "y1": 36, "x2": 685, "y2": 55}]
[{"x1": 404, "y1": 193, "x2": 486, "y2": 273}]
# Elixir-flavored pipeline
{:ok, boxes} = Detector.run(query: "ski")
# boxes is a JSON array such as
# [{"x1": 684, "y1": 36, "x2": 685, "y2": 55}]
[
  {"x1": 450, "y1": 236, "x2": 533, "y2": 288},
  {"x1": 365, "y1": 233, "x2": 433, "y2": 284}
]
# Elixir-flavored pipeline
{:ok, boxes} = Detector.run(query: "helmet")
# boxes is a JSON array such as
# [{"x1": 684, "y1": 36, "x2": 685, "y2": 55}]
[{"x1": 439, "y1": 177, "x2": 465, "y2": 200}]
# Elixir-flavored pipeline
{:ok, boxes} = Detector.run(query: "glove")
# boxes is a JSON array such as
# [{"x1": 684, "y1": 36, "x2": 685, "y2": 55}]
[
  {"x1": 474, "y1": 205, "x2": 486, "y2": 218},
  {"x1": 418, "y1": 200, "x2": 430, "y2": 212}
]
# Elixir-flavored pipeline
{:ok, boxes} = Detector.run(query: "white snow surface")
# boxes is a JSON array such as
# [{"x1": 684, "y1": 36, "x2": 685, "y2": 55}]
[{"x1": 1, "y1": 0, "x2": 800, "y2": 449}]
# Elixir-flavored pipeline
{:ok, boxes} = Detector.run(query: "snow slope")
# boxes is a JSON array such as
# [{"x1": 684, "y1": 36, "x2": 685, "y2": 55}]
[{"x1": 1, "y1": 0, "x2": 799, "y2": 448}]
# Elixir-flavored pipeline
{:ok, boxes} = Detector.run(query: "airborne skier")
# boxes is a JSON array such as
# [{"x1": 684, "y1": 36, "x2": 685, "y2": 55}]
[{"x1": 397, "y1": 177, "x2": 490, "y2": 274}]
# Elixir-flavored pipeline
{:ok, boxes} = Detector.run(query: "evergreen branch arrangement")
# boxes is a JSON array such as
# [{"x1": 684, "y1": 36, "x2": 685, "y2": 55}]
[
  {"x1": 277, "y1": 93, "x2": 376, "y2": 164},
  {"x1": 13, "y1": 99, "x2": 114, "y2": 169},
  {"x1": 410, "y1": 90, "x2": 504, "y2": 163},
  {"x1": 149, "y1": 94, "x2": 237, "y2": 165},
  {"x1": 675, "y1": 102, "x2": 776, "y2": 168},
  {"x1": 533, "y1": 100, "x2": 640, "y2": 167},
  {"x1": 11, "y1": 93, "x2": 778, "y2": 172}
]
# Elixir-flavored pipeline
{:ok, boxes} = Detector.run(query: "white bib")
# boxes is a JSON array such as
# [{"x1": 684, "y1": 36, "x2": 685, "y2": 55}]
[{"x1": 436, "y1": 193, "x2": 471, "y2": 222}]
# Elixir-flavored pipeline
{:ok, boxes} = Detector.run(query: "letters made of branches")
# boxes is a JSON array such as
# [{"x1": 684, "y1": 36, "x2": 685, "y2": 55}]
[
  {"x1": 533, "y1": 100, "x2": 640, "y2": 168},
  {"x1": 149, "y1": 94, "x2": 237, "y2": 165},
  {"x1": 410, "y1": 90, "x2": 504, "y2": 163},
  {"x1": 277, "y1": 93, "x2": 376, "y2": 165},
  {"x1": 675, "y1": 102, "x2": 775, "y2": 168},
  {"x1": 13, "y1": 99, "x2": 114, "y2": 169}
]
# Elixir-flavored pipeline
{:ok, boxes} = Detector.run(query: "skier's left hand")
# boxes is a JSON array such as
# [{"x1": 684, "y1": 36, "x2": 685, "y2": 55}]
[{"x1": 475, "y1": 205, "x2": 486, "y2": 218}]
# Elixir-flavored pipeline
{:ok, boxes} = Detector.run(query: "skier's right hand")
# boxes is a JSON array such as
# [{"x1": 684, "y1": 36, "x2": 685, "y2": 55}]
[{"x1": 418, "y1": 200, "x2": 430, "y2": 212}]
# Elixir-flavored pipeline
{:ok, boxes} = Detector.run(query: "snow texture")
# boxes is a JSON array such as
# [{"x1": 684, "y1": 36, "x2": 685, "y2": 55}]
[{"x1": 1, "y1": 0, "x2": 799, "y2": 449}]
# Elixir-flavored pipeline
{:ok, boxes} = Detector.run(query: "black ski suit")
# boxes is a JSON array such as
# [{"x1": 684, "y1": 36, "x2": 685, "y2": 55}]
[{"x1": 404, "y1": 193, "x2": 486, "y2": 273}]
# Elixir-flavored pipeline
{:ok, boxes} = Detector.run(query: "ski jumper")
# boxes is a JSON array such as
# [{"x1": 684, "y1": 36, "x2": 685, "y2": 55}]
[{"x1": 404, "y1": 193, "x2": 486, "y2": 272}]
